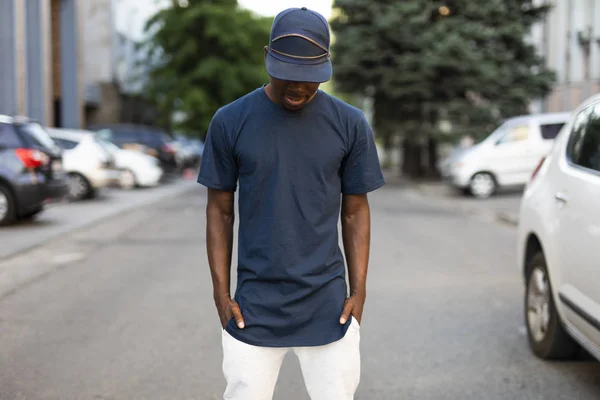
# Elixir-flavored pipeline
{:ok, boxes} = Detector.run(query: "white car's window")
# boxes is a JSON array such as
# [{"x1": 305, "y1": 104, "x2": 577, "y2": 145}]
[
  {"x1": 95, "y1": 138, "x2": 119, "y2": 153},
  {"x1": 576, "y1": 105, "x2": 600, "y2": 172},
  {"x1": 567, "y1": 104, "x2": 600, "y2": 173},
  {"x1": 540, "y1": 123, "x2": 565, "y2": 140},
  {"x1": 496, "y1": 125, "x2": 529, "y2": 145},
  {"x1": 96, "y1": 129, "x2": 113, "y2": 142},
  {"x1": 53, "y1": 138, "x2": 78, "y2": 150}
]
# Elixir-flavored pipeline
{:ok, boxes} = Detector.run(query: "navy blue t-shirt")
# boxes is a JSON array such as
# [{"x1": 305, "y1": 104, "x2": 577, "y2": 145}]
[{"x1": 198, "y1": 87, "x2": 384, "y2": 347}]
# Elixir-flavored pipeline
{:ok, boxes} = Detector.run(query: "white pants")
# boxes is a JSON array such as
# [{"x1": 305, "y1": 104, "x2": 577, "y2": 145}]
[{"x1": 222, "y1": 318, "x2": 361, "y2": 400}]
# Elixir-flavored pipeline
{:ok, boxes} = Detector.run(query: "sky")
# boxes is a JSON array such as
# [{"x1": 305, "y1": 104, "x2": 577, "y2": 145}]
[
  {"x1": 115, "y1": 0, "x2": 334, "y2": 40},
  {"x1": 114, "y1": 0, "x2": 170, "y2": 40},
  {"x1": 238, "y1": 0, "x2": 333, "y2": 19}
]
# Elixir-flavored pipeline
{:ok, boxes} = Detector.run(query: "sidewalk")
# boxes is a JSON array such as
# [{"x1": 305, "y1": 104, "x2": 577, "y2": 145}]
[{"x1": 382, "y1": 169, "x2": 522, "y2": 226}]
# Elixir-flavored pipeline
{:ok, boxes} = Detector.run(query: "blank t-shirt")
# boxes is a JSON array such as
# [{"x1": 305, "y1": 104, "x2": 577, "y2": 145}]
[{"x1": 197, "y1": 87, "x2": 385, "y2": 347}]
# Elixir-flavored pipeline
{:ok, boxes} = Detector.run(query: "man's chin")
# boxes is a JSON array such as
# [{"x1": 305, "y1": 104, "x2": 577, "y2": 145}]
[{"x1": 283, "y1": 101, "x2": 306, "y2": 111}]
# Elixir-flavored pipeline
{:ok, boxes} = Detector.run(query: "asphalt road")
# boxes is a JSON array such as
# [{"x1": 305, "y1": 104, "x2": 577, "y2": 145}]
[
  {"x1": 410, "y1": 181, "x2": 524, "y2": 225},
  {"x1": 0, "y1": 184, "x2": 598, "y2": 400},
  {"x1": 0, "y1": 179, "x2": 197, "y2": 261}
]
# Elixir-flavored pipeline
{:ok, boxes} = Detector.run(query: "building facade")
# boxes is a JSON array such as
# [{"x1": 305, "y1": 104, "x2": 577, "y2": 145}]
[
  {"x1": 0, "y1": 0, "x2": 84, "y2": 128},
  {"x1": 80, "y1": 0, "x2": 122, "y2": 126},
  {"x1": 531, "y1": 0, "x2": 600, "y2": 113},
  {"x1": 0, "y1": 0, "x2": 155, "y2": 129}
]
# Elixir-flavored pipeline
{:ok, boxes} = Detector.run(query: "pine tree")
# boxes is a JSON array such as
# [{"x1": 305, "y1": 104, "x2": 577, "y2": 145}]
[{"x1": 330, "y1": 0, "x2": 556, "y2": 178}]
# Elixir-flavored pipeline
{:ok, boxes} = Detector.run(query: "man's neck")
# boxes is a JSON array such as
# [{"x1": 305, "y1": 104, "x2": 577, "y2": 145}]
[{"x1": 263, "y1": 84, "x2": 280, "y2": 105}]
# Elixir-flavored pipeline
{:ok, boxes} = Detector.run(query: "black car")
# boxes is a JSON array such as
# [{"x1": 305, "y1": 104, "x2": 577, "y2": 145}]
[
  {"x1": 88, "y1": 124, "x2": 178, "y2": 175},
  {"x1": 0, "y1": 116, "x2": 68, "y2": 226}
]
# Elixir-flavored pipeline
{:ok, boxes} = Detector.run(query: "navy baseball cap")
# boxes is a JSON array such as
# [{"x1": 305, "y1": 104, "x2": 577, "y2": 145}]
[{"x1": 265, "y1": 7, "x2": 332, "y2": 83}]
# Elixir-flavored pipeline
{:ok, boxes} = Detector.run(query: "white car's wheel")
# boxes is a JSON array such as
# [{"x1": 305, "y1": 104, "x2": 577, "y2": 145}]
[
  {"x1": 120, "y1": 169, "x2": 137, "y2": 190},
  {"x1": 469, "y1": 172, "x2": 496, "y2": 199},
  {"x1": 68, "y1": 173, "x2": 91, "y2": 201},
  {"x1": 525, "y1": 252, "x2": 579, "y2": 359}
]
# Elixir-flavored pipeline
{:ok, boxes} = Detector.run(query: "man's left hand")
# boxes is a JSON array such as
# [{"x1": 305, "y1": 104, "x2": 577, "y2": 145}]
[{"x1": 339, "y1": 294, "x2": 365, "y2": 325}]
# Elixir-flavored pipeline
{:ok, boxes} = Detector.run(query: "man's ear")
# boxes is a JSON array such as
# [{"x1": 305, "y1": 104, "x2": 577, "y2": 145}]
[{"x1": 264, "y1": 46, "x2": 269, "y2": 60}]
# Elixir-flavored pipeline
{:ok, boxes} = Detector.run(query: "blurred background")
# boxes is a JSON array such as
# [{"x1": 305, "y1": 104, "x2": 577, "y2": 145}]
[{"x1": 1, "y1": 0, "x2": 599, "y2": 173}]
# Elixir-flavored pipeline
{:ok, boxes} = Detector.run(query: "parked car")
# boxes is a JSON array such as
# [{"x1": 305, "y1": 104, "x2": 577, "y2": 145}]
[
  {"x1": 0, "y1": 115, "x2": 67, "y2": 225},
  {"x1": 438, "y1": 145, "x2": 467, "y2": 178},
  {"x1": 189, "y1": 138, "x2": 205, "y2": 160},
  {"x1": 94, "y1": 136, "x2": 163, "y2": 189},
  {"x1": 517, "y1": 94, "x2": 600, "y2": 362},
  {"x1": 172, "y1": 135, "x2": 200, "y2": 169},
  {"x1": 46, "y1": 128, "x2": 120, "y2": 201},
  {"x1": 88, "y1": 124, "x2": 178, "y2": 175},
  {"x1": 443, "y1": 112, "x2": 572, "y2": 198}
]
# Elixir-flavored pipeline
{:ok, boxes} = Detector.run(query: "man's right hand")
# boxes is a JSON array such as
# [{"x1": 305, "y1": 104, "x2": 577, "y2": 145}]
[{"x1": 215, "y1": 295, "x2": 245, "y2": 329}]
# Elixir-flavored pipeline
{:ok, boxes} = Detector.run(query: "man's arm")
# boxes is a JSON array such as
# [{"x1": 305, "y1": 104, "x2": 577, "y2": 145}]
[
  {"x1": 206, "y1": 188, "x2": 245, "y2": 329},
  {"x1": 339, "y1": 193, "x2": 371, "y2": 325}
]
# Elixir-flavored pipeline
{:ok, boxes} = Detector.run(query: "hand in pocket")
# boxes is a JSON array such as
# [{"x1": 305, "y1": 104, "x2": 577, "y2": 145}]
[
  {"x1": 339, "y1": 294, "x2": 365, "y2": 325},
  {"x1": 216, "y1": 295, "x2": 245, "y2": 329}
]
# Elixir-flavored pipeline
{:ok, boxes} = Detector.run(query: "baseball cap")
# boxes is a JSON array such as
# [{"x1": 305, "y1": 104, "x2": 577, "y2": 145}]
[{"x1": 265, "y1": 7, "x2": 332, "y2": 83}]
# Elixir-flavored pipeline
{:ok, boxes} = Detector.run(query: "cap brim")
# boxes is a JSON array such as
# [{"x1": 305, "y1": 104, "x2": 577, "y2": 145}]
[{"x1": 266, "y1": 53, "x2": 332, "y2": 83}]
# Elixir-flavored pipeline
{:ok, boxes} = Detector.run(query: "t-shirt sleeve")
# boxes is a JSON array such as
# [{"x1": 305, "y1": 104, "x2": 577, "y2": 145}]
[
  {"x1": 197, "y1": 110, "x2": 238, "y2": 192},
  {"x1": 341, "y1": 113, "x2": 385, "y2": 195}
]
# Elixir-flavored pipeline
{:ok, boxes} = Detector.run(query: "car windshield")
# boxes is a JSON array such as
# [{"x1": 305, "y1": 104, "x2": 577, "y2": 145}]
[
  {"x1": 473, "y1": 123, "x2": 509, "y2": 145},
  {"x1": 176, "y1": 135, "x2": 191, "y2": 145},
  {"x1": 94, "y1": 129, "x2": 113, "y2": 142},
  {"x1": 95, "y1": 137, "x2": 120, "y2": 153},
  {"x1": 16, "y1": 122, "x2": 56, "y2": 150},
  {"x1": 161, "y1": 133, "x2": 173, "y2": 143}
]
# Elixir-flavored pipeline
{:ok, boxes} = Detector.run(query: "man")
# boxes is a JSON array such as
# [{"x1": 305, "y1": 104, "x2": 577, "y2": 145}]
[{"x1": 197, "y1": 7, "x2": 384, "y2": 400}]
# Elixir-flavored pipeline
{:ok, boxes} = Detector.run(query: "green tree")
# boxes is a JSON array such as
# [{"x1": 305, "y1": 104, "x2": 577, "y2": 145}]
[
  {"x1": 141, "y1": 0, "x2": 272, "y2": 137},
  {"x1": 330, "y1": 0, "x2": 556, "y2": 179}
]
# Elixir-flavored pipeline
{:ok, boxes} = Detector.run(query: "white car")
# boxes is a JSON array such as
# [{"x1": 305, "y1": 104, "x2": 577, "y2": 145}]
[
  {"x1": 95, "y1": 138, "x2": 163, "y2": 189},
  {"x1": 444, "y1": 112, "x2": 571, "y2": 198},
  {"x1": 46, "y1": 128, "x2": 121, "y2": 200},
  {"x1": 517, "y1": 94, "x2": 600, "y2": 362}
]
